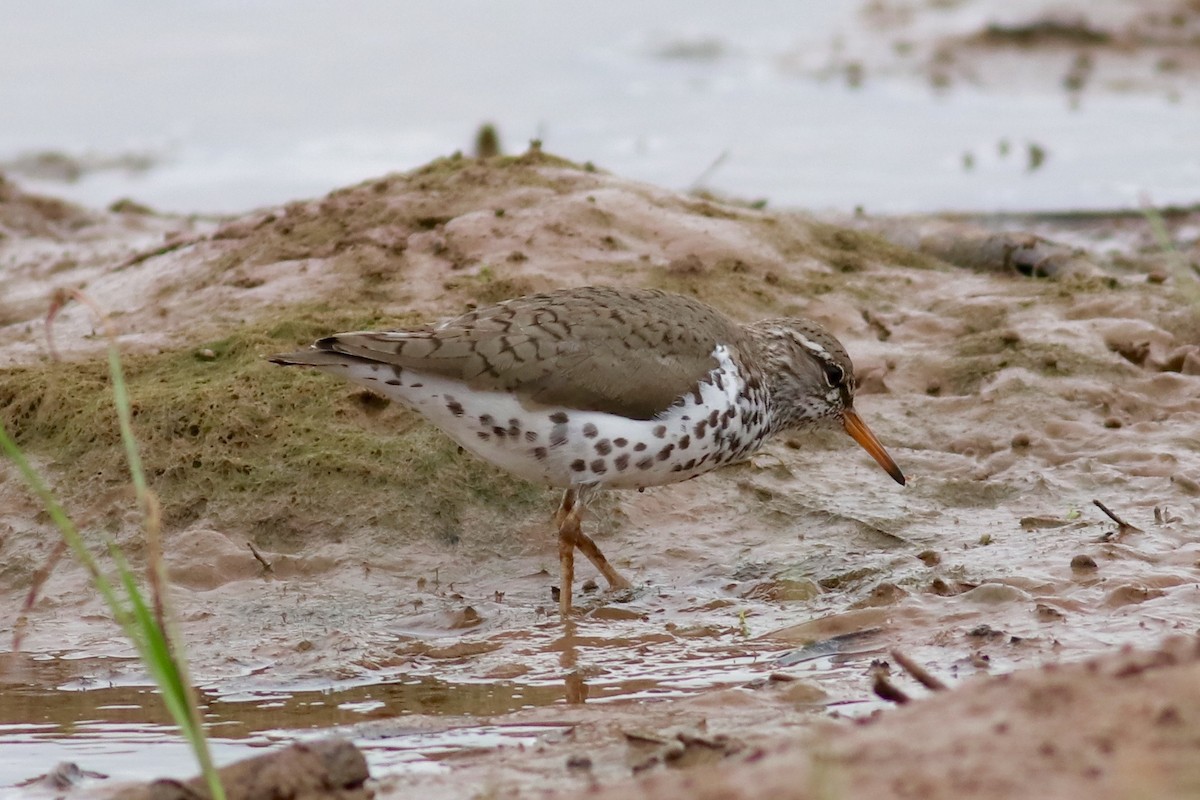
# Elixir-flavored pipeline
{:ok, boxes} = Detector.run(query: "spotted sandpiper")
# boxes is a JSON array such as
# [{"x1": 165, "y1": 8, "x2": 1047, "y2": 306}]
[{"x1": 270, "y1": 286, "x2": 905, "y2": 617}]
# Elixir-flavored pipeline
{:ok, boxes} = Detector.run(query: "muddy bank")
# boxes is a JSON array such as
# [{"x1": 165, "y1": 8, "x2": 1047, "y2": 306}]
[
  {"x1": 1, "y1": 148, "x2": 1199, "y2": 797},
  {"x1": 579, "y1": 635, "x2": 1200, "y2": 800}
]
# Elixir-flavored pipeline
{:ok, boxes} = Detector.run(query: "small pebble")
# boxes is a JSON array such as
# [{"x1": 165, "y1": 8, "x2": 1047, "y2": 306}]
[
  {"x1": 968, "y1": 624, "x2": 1003, "y2": 638},
  {"x1": 929, "y1": 577, "x2": 956, "y2": 596},
  {"x1": 1146, "y1": 270, "x2": 1168, "y2": 284},
  {"x1": 1070, "y1": 554, "x2": 1098, "y2": 571},
  {"x1": 916, "y1": 549, "x2": 941, "y2": 566},
  {"x1": 1103, "y1": 417, "x2": 1122, "y2": 429},
  {"x1": 1035, "y1": 603, "x2": 1066, "y2": 621},
  {"x1": 196, "y1": 348, "x2": 217, "y2": 360},
  {"x1": 1011, "y1": 433, "x2": 1031, "y2": 448},
  {"x1": 565, "y1": 754, "x2": 592, "y2": 770}
]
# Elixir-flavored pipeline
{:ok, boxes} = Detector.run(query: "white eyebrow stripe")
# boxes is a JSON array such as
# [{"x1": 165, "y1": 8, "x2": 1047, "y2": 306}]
[{"x1": 792, "y1": 332, "x2": 829, "y2": 357}]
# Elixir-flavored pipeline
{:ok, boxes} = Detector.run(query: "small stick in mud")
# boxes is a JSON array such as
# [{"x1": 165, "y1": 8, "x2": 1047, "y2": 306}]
[
  {"x1": 247, "y1": 542, "x2": 274, "y2": 574},
  {"x1": 12, "y1": 539, "x2": 69, "y2": 651},
  {"x1": 1092, "y1": 499, "x2": 1143, "y2": 540},
  {"x1": 890, "y1": 649, "x2": 948, "y2": 692},
  {"x1": 871, "y1": 665, "x2": 911, "y2": 705}
]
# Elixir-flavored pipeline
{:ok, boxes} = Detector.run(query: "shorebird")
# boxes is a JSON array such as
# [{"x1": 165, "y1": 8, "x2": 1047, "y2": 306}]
[{"x1": 269, "y1": 286, "x2": 905, "y2": 617}]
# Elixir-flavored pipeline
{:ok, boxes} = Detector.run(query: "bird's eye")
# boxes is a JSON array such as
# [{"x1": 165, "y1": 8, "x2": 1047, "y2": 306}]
[{"x1": 823, "y1": 362, "x2": 845, "y2": 387}]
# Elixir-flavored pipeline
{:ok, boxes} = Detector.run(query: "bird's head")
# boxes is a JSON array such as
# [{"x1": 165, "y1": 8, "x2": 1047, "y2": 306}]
[{"x1": 747, "y1": 318, "x2": 905, "y2": 486}]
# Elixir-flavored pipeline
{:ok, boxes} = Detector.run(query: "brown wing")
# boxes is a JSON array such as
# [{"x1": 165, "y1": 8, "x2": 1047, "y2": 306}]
[{"x1": 313, "y1": 286, "x2": 746, "y2": 420}]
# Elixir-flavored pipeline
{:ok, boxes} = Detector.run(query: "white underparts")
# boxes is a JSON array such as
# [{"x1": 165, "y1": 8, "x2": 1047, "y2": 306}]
[{"x1": 315, "y1": 344, "x2": 771, "y2": 490}]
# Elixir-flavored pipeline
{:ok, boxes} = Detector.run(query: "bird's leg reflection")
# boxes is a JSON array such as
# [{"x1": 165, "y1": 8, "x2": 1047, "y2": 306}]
[{"x1": 555, "y1": 618, "x2": 590, "y2": 704}]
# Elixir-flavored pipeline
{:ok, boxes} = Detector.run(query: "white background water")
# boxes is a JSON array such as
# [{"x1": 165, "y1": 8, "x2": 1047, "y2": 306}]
[{"x1": 1, "y1": 1, "x2": 1197, "y2": 214}]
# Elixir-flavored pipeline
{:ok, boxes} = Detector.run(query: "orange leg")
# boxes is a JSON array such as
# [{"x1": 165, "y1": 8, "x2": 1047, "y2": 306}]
[
  {"x1": 557, "y1": 511, "x2": 576, "y2": 618},
  {"x1": 555, "y1": 489, "x2": 631, "y2": 618}
]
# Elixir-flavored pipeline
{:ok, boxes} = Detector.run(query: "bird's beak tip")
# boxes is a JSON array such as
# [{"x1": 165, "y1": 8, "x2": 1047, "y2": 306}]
[{"x1": 842, "y1": 409, "x2": 906, "y2": 487}]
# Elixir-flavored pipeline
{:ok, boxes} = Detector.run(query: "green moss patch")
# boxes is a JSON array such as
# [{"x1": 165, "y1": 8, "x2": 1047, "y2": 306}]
[{"x1": 0, "y1": 306, "x2": 552, "y2": 554}]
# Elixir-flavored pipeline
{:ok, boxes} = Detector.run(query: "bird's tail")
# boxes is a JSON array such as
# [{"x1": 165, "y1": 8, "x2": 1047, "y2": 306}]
[{"x1": 267, "y1": 349, "x2": 371, "y2": 368}]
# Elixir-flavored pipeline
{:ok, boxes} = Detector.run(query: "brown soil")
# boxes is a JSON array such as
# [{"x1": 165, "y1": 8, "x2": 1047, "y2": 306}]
[
  {"x1": 2, "y1": 147, "x2": 1200, "y2": 798},
  {"x1": 579, "y1": 636, "x2": 1200, "y2": 800}
]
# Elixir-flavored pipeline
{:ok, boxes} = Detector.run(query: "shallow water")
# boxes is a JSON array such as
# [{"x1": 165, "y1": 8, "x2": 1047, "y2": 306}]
[
  {"x1": 0, "y1": 634, "x2": 814, "y2": 790},
  {"x1": 1, "y1": 1, "x2": 1197, "y2": 214}
]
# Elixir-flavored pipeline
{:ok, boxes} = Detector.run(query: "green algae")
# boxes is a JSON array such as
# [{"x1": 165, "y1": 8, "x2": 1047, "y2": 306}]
[{"x1": 0, "y1": 306, "x2": 552, "y2": 555}]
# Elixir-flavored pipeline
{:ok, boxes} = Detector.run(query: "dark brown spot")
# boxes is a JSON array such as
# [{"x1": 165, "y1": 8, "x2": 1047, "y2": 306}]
[
  {"x1": 551, "y1": 427, "x2": 567, "y2": 447},
  {"x1": 671, "y1": 464, "x2": 684, "y2": 472},
  {"x1": 477, "y1": 431, "x2": 491, "y2": 441},
  {"x1": 634, "y1": 442, "x2": 647, "y2": 452},
  {"x1": 683, "y1": 458, "x2": 696, "y2": 470},
  {"x1": 480, "y1": 414, "x2": 494, "y2": 426},
  {"x1": 678, "y1": 435, "x2": 690, "y2": 450},
  {"x1": 636, "y1": 457, "x2": 654, "y2": 470},
  {"x1": 714, "y1": 373, "x2": 725, "y2": 391},
  {"x1": 533, "y1": 447, "x2": 548, "y2": 460},
  {"x1": 410, "y1": 382, "x2": 423, "y2": 388},
  {"x1": 571, "y1": 459, "x2": 586, "y2": 472},
  {"x1": 385, "y1": 379, "x2": 401, "y2": 386},
  {"x1": 391, "y1": 365, "x2": 403, "y2": 380},
  {"x1": 708, "y1": 409, "x2": 720, "y2": 426},
  {"x1": 492, "y1": 426, "x2": 506, "y2": 437},
  {"x1": 590, "y1": 459, "x2": 607, "y2": 474},
  {"x1": 582, "y1": 423, "x2": 598, "y2": 438},
  {"x1": 691, "y1": 388, "x2": 703, "y2": 404},
  {"x1": 694, "y1": 421, "x2": 707, "y2": 438},
  {"x1": 653, "y1": 425, "x2": 667, "y2": 439},
  {"x1": 657, "y1": 444, "x2": 675, "y2": 461},
  {"x1": 525, "y1": 430, "x2": 538, "y2": 442},
  {"x1": 615, "y1": 454, "x2": 630, "y2": 471},
  {"x1": 446, "y1": 398, "x2": 465, "y2": 417},
  {"x1": 614, "y1": 438, "x2": 628, "y2": 448},
  {"x1": 595, "y1": 439, "x2": 612, "y2": 455},
  {"x1": 550, "y1": 411, "x2": 569, "y2": 424}
]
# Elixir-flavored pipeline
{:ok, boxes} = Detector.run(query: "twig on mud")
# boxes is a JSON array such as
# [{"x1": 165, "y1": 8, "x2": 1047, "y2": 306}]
[
  {"x1": 247, "y1": 542, "x2": 274, "y2": 574},
  {"x1": 12, "y1": 540, "x2": 69, "y2": 651},
  {"x1": 1092, "y1": 499, "x2": 1143, "y2": 540},
  {"x1": 890, "y1": 649, "x2": 948, "y2": 692},
  {"x1": 689, "y1": 150, "x2": 730, "y2": 192},
  {"x1": 871, "y1": 665, "x2": 910, "y2": 705}
]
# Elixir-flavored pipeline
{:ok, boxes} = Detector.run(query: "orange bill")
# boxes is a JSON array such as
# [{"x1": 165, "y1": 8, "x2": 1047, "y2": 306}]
[{"x1": 842, "y1": 409, "x2": 906, "y2": 486}]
